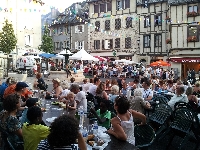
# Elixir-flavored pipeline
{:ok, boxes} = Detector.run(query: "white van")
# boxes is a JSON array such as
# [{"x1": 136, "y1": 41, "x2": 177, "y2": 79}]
[{"x1": 16, "y1": 56, "x2": 40, "y2": 71}]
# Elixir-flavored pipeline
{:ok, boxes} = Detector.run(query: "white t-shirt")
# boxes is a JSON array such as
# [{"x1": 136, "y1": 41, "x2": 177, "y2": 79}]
[
  {"x1": 88, "y1": 84, "x2": 97, "y2": 96},
  {"x1": 75, "y1": 91, "x2": 87, "y2": 112},
  {"x1": 60, "y1": 89, "x2": 70, "y2": 97},
  {"x1": 140, "y1": 88, "x2": 153, "y2": 99}
]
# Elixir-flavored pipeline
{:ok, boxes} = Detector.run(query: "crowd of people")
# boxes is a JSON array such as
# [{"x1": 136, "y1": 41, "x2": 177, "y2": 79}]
[{"x1": 0, "y1": 63, "x2": 199, "y2": 149}]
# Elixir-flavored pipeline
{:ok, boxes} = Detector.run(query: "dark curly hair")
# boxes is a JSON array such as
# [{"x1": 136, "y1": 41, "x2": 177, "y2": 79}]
[
  {"x1": 27, "y1": 106, "x2": 42, "y2": 122},
  {"x1": 48, "y1": 115, "x2": 79, "y2": 147},
  {"x1": 115, "y1": 96, "x2": 130, "y2": 114},
  {"x1": 3, "y1": 94, "x2": 20, "y2": 112}
]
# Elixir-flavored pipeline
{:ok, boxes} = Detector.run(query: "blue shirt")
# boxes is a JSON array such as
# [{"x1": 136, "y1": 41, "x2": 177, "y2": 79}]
[
  {"x1": 20, "y1": 108, "x2": 29, "y2": 124},
  {"x1": 0, "y1": 82, "x2": 8, "y2": 96}
]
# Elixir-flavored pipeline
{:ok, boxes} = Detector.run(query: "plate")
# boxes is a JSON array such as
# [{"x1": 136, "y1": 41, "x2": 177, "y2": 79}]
[{"x1": 46, "y1": 117, "x2": 57, "y2": 123}]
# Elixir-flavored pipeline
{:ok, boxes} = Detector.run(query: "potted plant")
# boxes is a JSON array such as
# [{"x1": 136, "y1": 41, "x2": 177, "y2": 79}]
[
  {"x1": 166, "y1": 39, "x2": 171, "y2": 44},
  {"x1": 187, "y1": 11, "x2": 198, "y2": 17}
]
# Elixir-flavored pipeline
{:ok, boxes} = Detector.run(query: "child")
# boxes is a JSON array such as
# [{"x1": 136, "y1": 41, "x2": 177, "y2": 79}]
[
  {"x1": 90, "y1": 100, "x2": 111, "y2": 129},
  {"x1": 66, "y1": 92, "x2": 77, "y2": 116}
]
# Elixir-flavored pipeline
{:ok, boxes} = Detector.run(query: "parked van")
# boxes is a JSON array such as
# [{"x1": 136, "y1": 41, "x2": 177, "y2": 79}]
[{"x1": 16, "y1": 56, "x2": 40, "y2": 71}]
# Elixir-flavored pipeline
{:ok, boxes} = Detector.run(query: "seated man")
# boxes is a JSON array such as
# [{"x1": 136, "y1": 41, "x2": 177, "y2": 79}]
[
  {"x1": 168, "y1": 86, "x2": 188, "y2": 110},
  {"x1": 141, "y1": 80, "x2": 153, "y2": 101},
  {"x1": 90, "y1": 100, "x2": 111, "y2": 129}
]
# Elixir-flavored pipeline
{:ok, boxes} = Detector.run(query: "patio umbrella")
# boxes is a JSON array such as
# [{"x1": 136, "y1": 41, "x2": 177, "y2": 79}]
[
  {"x1": 52, "y1": 54, "x2": 64, "y2": 59},
  {"x1": 150, "y1": 60, "x2": 170, "y2": 66},
  {"x1": 94, "y1": 56, "x2": 107, "y2": 61}
]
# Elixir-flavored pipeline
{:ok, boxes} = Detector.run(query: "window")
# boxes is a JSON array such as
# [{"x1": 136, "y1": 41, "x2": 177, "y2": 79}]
[
  {"x1": 56, "y1": 42, "x2": 59, "y2": 49},
  {"x1": 102, "y1": 39, "x2": 113, "y2": 49},
  {"x1": 155, "y1": 14, "x2": 162, "y2": 26},
  {"x1": 25, "y1": 34, "x2": 33, "y2": 47},
  {"x1": 117, "y1": 0, "x2": 124, "y2": 10},
  {"x1": 188, "y1": 26, "x2": 198, "y2": 42},
  {"x1": 60, "y1": 42, "x2": 63, "y2": 49},
  {"x1": 154, "y1": 34, "x2": 161, "y2": 47},
  {"x1": 95, "y1": 21, "x2": 100, "y2": 32},
  {"x1": 75, "y1": 41, "x2": 84, "y2": 50},
  {"x1": 144, "y1": 16, "x2": 150, "y2": 28},
  {"x1": 75, "y1": 25, "x2": 84, "y2": 33},
  {"x1": 125, "y1": 37, "x2": 131, "y2": 49},
  {"x1": 94, "y1": 4, "x2": 99, "y2": 13},
  {"x1": 107, "y1": 2, "x2": 112, "y2": 11},
  {"x1": 100, "y1": 4, "x2": 106, "y2": 13},
  {"x1": 115, "y1": 18, "x2": 121, "y2": 30},
  {"x1": 94, "y1": 40, "x2": 100, "y2": 49},
  {"x1": 126, "y1": 17, "x2": 132, "y2": 28},
  {"x1": 105, "y1": 20, "x2": 110, "y2": 30},
  {"x1": 144, "y1": 35, "x2": 151, "y2": 48},
  {"x1": 188, "y1": 5, "x2": 198, "y2": 12},
  {"x1": 125, "y1": 0, "x2": 130, "y2": 9},
  {"x1": 115, "y1": 38, "x2": 120, "y2": 48},
  {"x1": 143, "y1": 0, "x2": 148, "y2": 8},
  {"x1": 67, "y1": 41, "x2": 70, "y2": 47}
]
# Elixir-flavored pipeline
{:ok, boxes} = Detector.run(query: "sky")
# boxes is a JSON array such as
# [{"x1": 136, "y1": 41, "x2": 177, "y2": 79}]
[{"x1": 43, "y1": 0, "x2": 83, "y2": 12}]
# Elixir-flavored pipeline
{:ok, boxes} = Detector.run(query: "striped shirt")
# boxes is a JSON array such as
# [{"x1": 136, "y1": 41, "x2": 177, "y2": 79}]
[{"x1": 37, "y1": 139, "x2": 80, "y2": 150}]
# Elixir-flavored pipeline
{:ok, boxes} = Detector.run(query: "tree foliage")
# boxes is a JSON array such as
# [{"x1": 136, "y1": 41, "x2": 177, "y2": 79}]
[
  {"x1": 0, "y1": 19, "x2": 17, "y2": 54},
  {"x1": 38, "y1": 26, "x2": 54, "y2": 53}
]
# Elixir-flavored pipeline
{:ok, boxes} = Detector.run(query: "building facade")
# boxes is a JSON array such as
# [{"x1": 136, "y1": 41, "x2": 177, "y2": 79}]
[
  {"x1": 167, "y1": 0, "x2": 200, "y2": 78},
  {"x1": 88, "y1": 0, "x2": 139, "y2": 61}
]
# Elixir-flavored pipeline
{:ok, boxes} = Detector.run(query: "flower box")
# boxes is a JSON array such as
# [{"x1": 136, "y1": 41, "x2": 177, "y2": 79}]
[
  {"x1": 166, "y1": 39, "x2": 171, "y2": 44},
  {"x1": 187, "y1": 11, "x2": 198, "y2": 17},
  {"x1": 187, "y1": 36, "x2": 198, "y2": 42}
]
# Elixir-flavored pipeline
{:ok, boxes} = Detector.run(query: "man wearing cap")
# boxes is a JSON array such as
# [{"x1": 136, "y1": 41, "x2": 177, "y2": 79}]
[{"x1": 70, "y1": 84, "x2": 87, "y2": 112}]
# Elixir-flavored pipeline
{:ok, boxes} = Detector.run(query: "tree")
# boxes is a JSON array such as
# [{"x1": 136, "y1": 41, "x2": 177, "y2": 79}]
[
  {"x1": 38, "y1": 26, "x2": 54, "y2": 53},
  {"x1": 0, "y1": 19, "x2": 17, "y2": 76}
]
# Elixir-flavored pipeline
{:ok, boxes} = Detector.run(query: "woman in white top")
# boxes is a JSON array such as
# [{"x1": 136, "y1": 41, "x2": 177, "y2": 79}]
[
  {"x1": 58, "y1": 80, "x2": 70, "y2": 101},
  {"x1": 47, "y1": 78, "x2": 63, "y2": 98},
  {"x1": 107, "y1": 96, "x2": 146, "y2": 145}
]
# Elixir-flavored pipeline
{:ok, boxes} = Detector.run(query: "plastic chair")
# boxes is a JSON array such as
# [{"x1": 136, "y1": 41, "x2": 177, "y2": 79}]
[
  {"x1": 153, "y1": 95, "x2": 169, "y2": 104},
  {"x1": 159, "y1": 107, "x2": 196, "y2": 150},
  {"x1": 149, "y1": 103, "x2": 172, "y2": 135},
  {"x1": 7, "y1": 135, "x2": 24, "y2": 150},
  {"x1": 134, "y1": 124, "x2": 156, "y2": 149}
]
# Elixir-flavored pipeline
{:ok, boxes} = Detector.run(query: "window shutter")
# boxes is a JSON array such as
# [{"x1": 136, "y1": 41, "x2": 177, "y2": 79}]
[
  {"x1": 100, "y1": 4, "x2": 106, "y2": 13},
  {"x1": 75, "y1": 42, "x2": 78, "y2": 49},
  {"x1": 102, "y1": 40, "x2": 105, "y2": 49},
  {"x1": 125, "y1": 0, "x2": 130, "y2": 9},
  {"x1": 105, "y1": 40, "x2": 109, "y2": 49},
  {"x1": 97, "y1": 40, "x2": 100, "y2": 49},
  {"x1": 82, "y1": 41, "x2": 84, "y2": 50},
  {"x1": 94, "y1": 40, "x2": 96, "y2": 49},
  {"x1": 110, "y1": 39, "x2": 113, "y2": 49},
  {"x1": 107, "y1": 2, "x2": 112, "y2": 11}
]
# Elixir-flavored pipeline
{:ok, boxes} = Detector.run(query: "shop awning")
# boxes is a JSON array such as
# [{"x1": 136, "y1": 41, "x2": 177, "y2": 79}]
[{"x1": 169, "y1": 57, "x2": 200, "y2": 63}]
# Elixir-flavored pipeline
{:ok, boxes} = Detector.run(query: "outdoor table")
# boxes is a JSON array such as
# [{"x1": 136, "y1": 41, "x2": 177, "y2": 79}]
[{"x1": 41, "y1": 98, "x2": 138, "y2": 150}]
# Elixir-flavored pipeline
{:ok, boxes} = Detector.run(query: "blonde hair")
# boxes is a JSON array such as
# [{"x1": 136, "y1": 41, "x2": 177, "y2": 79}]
[
  {"x1": 67, "y1": 92, "x2": 74, "y2": 99},
  {"x1": 134, "y1": 88, "x2": 143, "y2": 97},
  {"x1": 60, "y1": 80, "x2": 69, "y2": 89},
  {"x1": 111, "y1": 85, "x2": 119, "y2": 95}
]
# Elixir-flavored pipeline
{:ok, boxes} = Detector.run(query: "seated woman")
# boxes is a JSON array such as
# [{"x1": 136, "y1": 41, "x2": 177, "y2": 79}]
[
  {"x1": 186, "y1": 87, "x2": 198, "y2": 108},
  {"x1": 96, "y1": 82, "x2": 108, "y2": 100},
  {"x1": 22, "y1": 106, "x2": 50, "y2": 150},
  {"x1": 0, "y1": 94, "x2": 23, "y2": 149},
  {"x1": 158, "y1": 80, "x2": 167, "y2": 91},
  {"x1": 46, "y1": 78, "x2": 63, "y2": 98},
  {"x1": 105, "y1": 79, "x2": 111, "y2": 90},
  {"x1": 166, "y1": 80, "x2": 176, "y2": 93},
  {"x1": 107, "y1": 96, "x2": 146, "y2": 145},
  {"x1": 90, "y1": 100, "x2": 111, "y2": 129},
  {"x1": 129, "y1": 88, "x2": 151, "y2": 115},
  {"x1": 33, "y1": 73, "x2": 47, "y2": 91},
  {"x1": 58, "y1": 80, "x2": 70, "y2": 101},
  {"x1": 37, "y1": 115, "x2": 87, "y2": 150},
  {"x1": 109, "y1": 85, "x2": 119, "y2": 102}
]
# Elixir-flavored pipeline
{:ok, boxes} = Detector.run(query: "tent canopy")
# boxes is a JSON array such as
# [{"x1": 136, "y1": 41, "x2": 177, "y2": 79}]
[
  {"x1": 69, "y1": 49, "x2": 98, "y2": 61},
  {"x1": 39, "y1": 53, "x2": 55, "y2": 58},
  {"x1": 52, "y1": 54, "x2": 64, "y2": 59},
  {"x1": 59, "y1": 49, "x2": 73, "y2": 55}
]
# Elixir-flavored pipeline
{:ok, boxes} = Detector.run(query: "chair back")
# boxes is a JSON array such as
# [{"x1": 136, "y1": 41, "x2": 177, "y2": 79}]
[
  {"x1": 149, "y1": 103, "x2": 172, "y2": 125},
  {"x1": 153, "y1": 95, "x2": 169, "y2": 104},
  {"x1": 171, "y1": 107, "x2": 196, "y2": 133},
  {"x1": 134, "y1": 124, "x2": 156, "y2": 148}
]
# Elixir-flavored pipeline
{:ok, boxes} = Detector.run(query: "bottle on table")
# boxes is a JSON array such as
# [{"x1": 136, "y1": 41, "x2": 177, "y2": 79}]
[
  {"x1": 93, "y1": 121, "x2": 98, "y2": 136},
  {"x1": 81, "y1": 127, "x2": 88, "y2": 142},
  {"x1": 78, "y1": 106, "x2": 84, "y2": 128}
]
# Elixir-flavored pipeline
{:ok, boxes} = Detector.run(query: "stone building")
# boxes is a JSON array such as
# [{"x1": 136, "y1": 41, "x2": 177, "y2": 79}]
[{"x1": 87, "y1": 0, "x2": 139, "y2": 61}]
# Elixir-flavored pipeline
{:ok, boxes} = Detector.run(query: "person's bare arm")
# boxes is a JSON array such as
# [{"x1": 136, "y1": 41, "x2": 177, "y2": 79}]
[
  {"x1": 131, "y1": 109, "x2": 146, "y2": 125},
  {"x1": 77, "y1": 132, "x2": 87, "y2": 150},
  {"x1": 67, "y1": 101, "x2": 77, "y2": 110},
  {"x1": 107, "y1": 118, "x2": 127, "y2": 141},
  {"x1": 103, "y1": 91, "x2": 108, "y2": 100},
  {"x1": 145, "y1": 96, "x2": 152, "y2": 101},
  {"x1": 14, "y1": 129, "x2": 23, "y2": 139}
]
